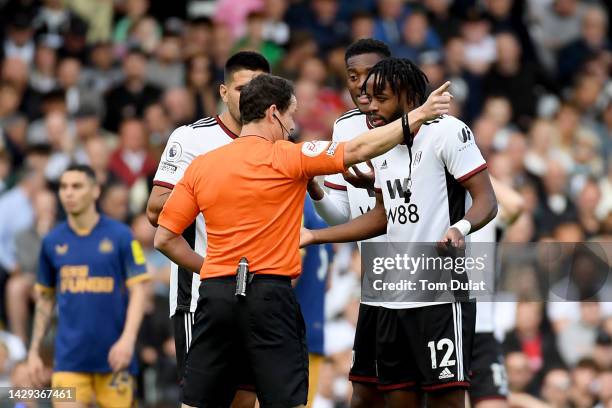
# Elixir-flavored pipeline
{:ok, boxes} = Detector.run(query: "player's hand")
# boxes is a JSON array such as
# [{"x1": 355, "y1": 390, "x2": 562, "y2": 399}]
[
  {"x1": 439, "y1": 227, "x2": 465, "y2": 249},
  {"x1": 343, "y1": 160, "x2": 375, "y2": 190},
  {"x1": 417, "y1": 81, "x2": 453, "y2": 122},
  {"x1": 27, "y1": 351, "x2": 46, "y2": 387},
  {"x1": 300, "y1": 228, "x2": 315, "y2": 248},
  {"x1": 108, "y1": 335, "x2": 135, "y2": 373},
  {"x1": 307, "y1": 178, "x2": 324, "y2": 201}
]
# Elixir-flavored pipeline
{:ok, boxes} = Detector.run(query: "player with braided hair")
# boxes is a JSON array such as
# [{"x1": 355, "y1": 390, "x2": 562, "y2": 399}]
[{"x1": 302, "y1": 57, "x2": 498, "y2": 407}]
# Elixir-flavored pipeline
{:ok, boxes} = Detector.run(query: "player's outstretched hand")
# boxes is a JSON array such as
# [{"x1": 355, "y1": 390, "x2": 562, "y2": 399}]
[
  {"x1": 108, "y1": 335, "x2": 135, "y2": 372},
  {"x1": 343, "y1": 160, "x2": 375, "y2": 190},
  {"x1": 417, "y1": 81, "x2": 453, "y2": 122},
  {"x1": 27, "y1": 352, "x2": 46, "y2": 387},
  {"x1": 439, "y1": 227, "x2": 465, "y2": 249},
  {"x1": 300, "y1": 228, "x2": 315, "y2": 248}
]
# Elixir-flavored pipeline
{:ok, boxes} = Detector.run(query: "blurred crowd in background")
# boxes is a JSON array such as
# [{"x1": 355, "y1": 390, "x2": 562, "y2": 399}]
[{"x1": 0, "y1": 0, "x2": 610, "y2": 406}]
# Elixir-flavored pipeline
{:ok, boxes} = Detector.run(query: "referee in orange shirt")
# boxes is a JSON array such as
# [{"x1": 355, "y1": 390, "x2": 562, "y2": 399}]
[{"x1": 154, "y1": 73, "x2": 452, "y2": 408}]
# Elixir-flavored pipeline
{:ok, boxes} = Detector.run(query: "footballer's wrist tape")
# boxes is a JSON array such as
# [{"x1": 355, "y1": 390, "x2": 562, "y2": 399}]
[
  {"x1": 451, "y1": 219, "x2": 471, "y2": 236},
  {"x1": 401, "y1": 113, "x2": 414, "y2": 146}
]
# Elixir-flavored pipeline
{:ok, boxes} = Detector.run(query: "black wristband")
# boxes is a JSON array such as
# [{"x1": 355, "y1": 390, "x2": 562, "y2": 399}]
[{"x1": 401, "y1": 112, "x2": 413, "y2": 147}]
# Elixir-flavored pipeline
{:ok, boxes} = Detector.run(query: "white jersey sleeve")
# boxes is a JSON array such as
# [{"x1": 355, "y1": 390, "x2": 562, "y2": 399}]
[
  {"x1": 434, "y1": 117, "x2": 487, "y2": 182},
  {"x1": 312, "y1": 188, "x2": 351, "y2": 225},
  {"x1": 153, "y1": 126, "x2": 195, "y2": 188}
]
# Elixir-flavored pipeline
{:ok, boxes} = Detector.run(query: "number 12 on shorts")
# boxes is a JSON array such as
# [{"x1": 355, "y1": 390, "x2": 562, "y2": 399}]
[{"x1": 427, "y1": 338, "x2": 455, "y2": 369}]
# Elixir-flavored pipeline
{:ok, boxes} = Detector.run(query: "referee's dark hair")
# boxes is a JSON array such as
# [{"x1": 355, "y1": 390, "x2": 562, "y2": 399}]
[
  {"x1": 63, "y1": 164, "x2": 97, "y2": 183},
  {"x1": 345, "y1": 38, "x2": 391, "y2": 63},
  {"x1": 362, "y1": 57, "x2": 429, "y2": 109},
  {"x1": 224, "y1": 51, "x2": 271, "y2": 82},
  {"x1": 239, "y1": 74, "x2": 294, "y2": 124}
]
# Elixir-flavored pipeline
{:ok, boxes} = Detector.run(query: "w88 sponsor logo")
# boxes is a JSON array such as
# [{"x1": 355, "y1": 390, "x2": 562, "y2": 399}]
[{"x1": 387, "y1": 204, "x2": 419, "y2": 224}]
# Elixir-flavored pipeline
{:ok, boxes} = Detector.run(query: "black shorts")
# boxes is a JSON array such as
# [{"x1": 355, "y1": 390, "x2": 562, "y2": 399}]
[
  {"x1": 172, "y1": 310, "x2": 195, "y2": 381},
  {"x1": 470, "y1": 332, "x2": 508, "y2": 403},
  {"x1": 182, "y1": 275, "x2": 308, "y2": 408},
  {"x1": 173, "y1": 310, "x2": 255, "y2": 393},
  {"x1": 376, "y1": 302, "x2": 476, "y2": 392},
  {"x1": 349, "y1": 303, "x2": 379, "y2": 385}
]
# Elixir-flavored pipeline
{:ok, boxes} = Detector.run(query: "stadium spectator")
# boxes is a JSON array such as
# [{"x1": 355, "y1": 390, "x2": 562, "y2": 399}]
[
  {"x1": 103, "y1": 49, "x2": 161, "y2": 132},
  {"x1": 113, "y1": 0, "x2": 154, "y2": 44},
  {"x1": 8, "y1": 189, "x2": 57, "y2": 343},
  {"x1": 233, "y1": 12, "x2": 285, "y2": 68},
  {"x1": 395, "y1": 8, "x2": 441, "y2": 61},
  {"x1": 147, "y1": 33, "x2": 185, "y2": 90},
  {"x1": 503, "y1": 302, "x2": 565, "y2": 381},
  {"x1": 558, "y1": 302, "x2": 602, "y2": 366},
  {"x1": 81, "y1": 41, "x2": 122, "y2": 94},
  {"x1": 108, "y1": 119, "x2": 156, "y2": 188},
  {"x1": 2, "y1": 14, "x2": 36, "y2": 65},
  {"x1": 261, "y1": 0, "x2": 290, "y2": 46},
  {"x1": 161, "y1": 87, "x2": 196, "y2": 128},
  {"x1": 557, "y1": 5, "x2": 610, "y2": 84},
  {"x1": 569, "y1": 358, "x2": 599, "y2": 408},
  {"x1": 461, "y1": 9, "x2": 496, "y2": 75},
  {"x1": 182, "y1": 17, "x2": 214, "y2": 60},
  {"x1": 372, "y1": 0, "x2": 408, "y2": 48},
  {"x1": 424, "y1": 0, "x2": 462, "y2": 43},
  {"x1": 29, "y1": 41, "x2": 57, "y2": 94},
  {"x1": 100, "y1": 182, "x2": 130, "y2": 223},
  {"x1": 185, "y1": 55, "x2": 217, "y2": 120},
  {"x1": 541, "y1": 368, "x2": 572, "y2": 408},
  {"x1": 483, "y1": 32, "x2": 540, "y2": 129},
  {"x1": 528, "y1": 0, "x2": 587, "y2": 74}
]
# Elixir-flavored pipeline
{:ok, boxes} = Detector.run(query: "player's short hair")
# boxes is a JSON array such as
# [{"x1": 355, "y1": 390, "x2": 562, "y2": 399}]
[
  {"x1": 239, "y1": 74, "x2": 294, "y2": 125},
  {"x1": 362, "y1": 57, "x2": 429, "y2": 108},
  {"x1": 345, "y1": 38, "x2": 391, "y2": 63},
  {"x1": 224, "y1": 51, "x2": 271, "y2": 82},
  {"x1": 63, "y1": 164, "x2": 97, "y2": 183}
]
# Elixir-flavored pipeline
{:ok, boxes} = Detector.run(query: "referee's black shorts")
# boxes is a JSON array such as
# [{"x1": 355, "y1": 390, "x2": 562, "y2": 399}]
[{"x1": 182, "y1": 274, "x2": 309, "y2": 408}]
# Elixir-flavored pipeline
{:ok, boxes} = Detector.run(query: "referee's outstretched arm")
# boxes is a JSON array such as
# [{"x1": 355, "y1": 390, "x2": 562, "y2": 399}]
[{"x1": 342, "y1": 81, "x2": 452, "y2": 167}]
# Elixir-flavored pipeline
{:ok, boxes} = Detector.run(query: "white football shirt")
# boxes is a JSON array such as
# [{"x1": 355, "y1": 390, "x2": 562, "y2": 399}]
[
  {"x1": 153, "y1": 116, "x2": 237, "y2": 316},
  {"x1": 372, "y1": 115, "x2": 487, "y2": 309}
]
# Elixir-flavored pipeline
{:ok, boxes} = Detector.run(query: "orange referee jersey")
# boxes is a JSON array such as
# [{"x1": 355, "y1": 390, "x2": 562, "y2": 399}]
[{"x1": 158, "y1": 136, "x2": 346, "y2": 279}]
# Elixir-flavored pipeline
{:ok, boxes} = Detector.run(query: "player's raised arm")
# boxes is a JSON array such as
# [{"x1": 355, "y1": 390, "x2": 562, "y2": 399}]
[
  {"x1": 301, "y1": 191, "x2": 387, "y2": 247},
  {"x1": 343, "y1": 81, "x2": 452, "y2": 167}
]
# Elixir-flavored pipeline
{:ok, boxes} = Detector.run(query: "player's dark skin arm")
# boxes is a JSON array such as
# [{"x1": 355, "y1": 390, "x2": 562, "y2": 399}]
[
  {"x1": 146, "y1": 185, "x2": 172, "y2": 226},
  {"x1": 301, "y1": 192, "x2": 386, "y2": 246},
  {"x1": 440, "y1": 169, "x2": 498, "y2": 246},
  {"x1": 27, "y1": 289, "x2": 55, "y2": 386},
  {"x1": 154, "y1": 226, "x2": 204, "y2": 273}
]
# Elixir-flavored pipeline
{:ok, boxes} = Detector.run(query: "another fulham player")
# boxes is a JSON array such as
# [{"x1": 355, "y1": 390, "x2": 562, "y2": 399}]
[{"x1": 146, "y1": 52, "x2": 270, "y2": 405}]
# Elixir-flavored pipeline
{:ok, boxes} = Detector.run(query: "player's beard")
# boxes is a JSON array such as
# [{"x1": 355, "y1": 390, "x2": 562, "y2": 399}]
[{"x1": 367, "y1": 107, "x2": 404, "y2": 128}]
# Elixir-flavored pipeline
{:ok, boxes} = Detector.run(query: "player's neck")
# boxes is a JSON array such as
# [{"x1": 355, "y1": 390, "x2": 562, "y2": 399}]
[
  {"x1": 218, "y1": 111, "x2": 241, "y2": 136},
  {"x1": 68, "y1": 208, "x2": 100, "y2": 236}
]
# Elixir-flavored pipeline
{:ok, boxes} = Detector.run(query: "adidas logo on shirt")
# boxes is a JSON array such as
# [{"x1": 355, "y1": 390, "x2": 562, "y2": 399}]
[
  {"x1": 380, "y1": 160, "x2": 388, "y2": 170},
  {"x1": 438, "y1": 367, "x2": 454, "y2": 380}
]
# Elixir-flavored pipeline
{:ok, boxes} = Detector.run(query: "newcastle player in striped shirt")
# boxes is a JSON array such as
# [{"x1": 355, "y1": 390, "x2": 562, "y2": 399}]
[{"x1": 146, "y1": 51, "x2": 270, "y2": 405}]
